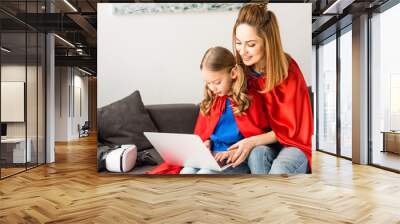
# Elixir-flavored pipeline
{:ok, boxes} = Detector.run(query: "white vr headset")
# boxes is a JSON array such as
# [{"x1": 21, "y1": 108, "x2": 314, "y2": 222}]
[{"x1": 105, "y1": 144, "x2": 137, "y2": 173}]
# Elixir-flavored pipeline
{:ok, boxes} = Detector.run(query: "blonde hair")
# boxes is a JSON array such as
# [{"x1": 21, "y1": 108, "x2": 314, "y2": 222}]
[
  {"x1": 232, "y1": 3, "x2": 290, "y2": 92},
  {"x1": 199, "y1": 47, "x2": 250, "y2": 115}
]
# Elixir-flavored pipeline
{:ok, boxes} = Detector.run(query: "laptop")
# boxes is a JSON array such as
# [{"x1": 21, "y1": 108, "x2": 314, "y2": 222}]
[{"x1": 143, "y1": 132, "x2": 232, "y2": 172}]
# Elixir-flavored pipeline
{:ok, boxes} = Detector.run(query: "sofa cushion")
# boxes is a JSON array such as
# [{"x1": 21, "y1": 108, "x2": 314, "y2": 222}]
[
  {"x1": 97, "y1": 91, "x2": 158, "y2": 150},
  {"x1": 146, "y1": 104, "x2": 199, "y2": 134}
]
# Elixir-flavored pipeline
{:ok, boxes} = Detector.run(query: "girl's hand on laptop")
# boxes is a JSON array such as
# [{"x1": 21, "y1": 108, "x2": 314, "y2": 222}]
[
  {"x1": 214, "y1": 151, "x2": 226, "y2": 162},
  {"x1": 214, "y1": 151, "x2": 235, "y2": 163}
]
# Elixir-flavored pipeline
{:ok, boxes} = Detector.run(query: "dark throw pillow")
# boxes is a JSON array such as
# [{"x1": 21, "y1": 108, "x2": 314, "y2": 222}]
[{"x1": 97, "y1": 91, "x2": 158, "y2": 150}]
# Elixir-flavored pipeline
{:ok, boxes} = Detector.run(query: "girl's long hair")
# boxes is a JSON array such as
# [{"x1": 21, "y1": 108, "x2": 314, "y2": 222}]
[
  {"x1": 233, "y1": 3, "x2": 290, "y2": 92},
  {"x1": 199, "y1": 47, "x2": 250, "y2": 115}
]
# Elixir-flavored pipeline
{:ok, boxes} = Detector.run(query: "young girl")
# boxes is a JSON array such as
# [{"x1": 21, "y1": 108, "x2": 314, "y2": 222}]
[{"x1": 179, "y1": 46, "x2": 269, "y2": 174}]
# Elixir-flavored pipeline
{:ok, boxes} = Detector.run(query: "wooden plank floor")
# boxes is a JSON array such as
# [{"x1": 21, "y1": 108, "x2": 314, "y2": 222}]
[
  {"x1": 372, "y1": 151, "x2": 400, "y2": 171},
  {"x1": 1, "y1": 135, "x2": 400, "y2": 223},
  {"x1": 1, "y1": 167, "x2": 26, "y2": 177}
]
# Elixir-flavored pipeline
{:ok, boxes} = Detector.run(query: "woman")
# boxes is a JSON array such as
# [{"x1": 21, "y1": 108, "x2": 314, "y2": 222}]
[{"x1": 217, "y1": 3, "x2": 313, "y2": 174}]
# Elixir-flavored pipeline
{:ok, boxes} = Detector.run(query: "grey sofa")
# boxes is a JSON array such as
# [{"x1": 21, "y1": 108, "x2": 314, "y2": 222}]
[
  {"x1": 98, "y1": 103, "x2": 199, "y2": 174},
  {"x1": 97, "y1": 88, "x2": 314, "y2": 174},
  {"x1": 146, "y1": 104, "x2": 199, "y2": 135}
]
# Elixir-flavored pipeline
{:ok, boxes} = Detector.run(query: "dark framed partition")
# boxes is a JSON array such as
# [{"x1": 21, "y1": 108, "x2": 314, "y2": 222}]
[
  {"x1": 316, "y1": 24, "x2": 353, "y2": 161},
  {"x1": 316, "y1": 33, "x2": 338, "y2": 156},
  {"x1": 338, "y1": 24, "x2": 353, "y2": 160},
  {"x1": 315, "y1": 44, "x2": 319, "y2": 152},
  {"x1": 336, "y1": 28, "x2": 341, "y2": 158},
  {"x1": 368, "y1": 0, "x2": 400, "y2": 173},
  {"x1": 0, "y1": 0, "x2": 47, "y2": 179},
  {"x1": 316, "y1": 0, "x2": 400, "y2": 173}
]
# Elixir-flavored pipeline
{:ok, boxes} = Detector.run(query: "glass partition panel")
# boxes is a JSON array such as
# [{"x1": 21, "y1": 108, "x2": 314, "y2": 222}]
[
  {"x1": 1, "y1": 31, "x2": 27, "y2": 177},
  {"x1": 318, "y1": 36, "x2": 337, "y2": 154},
  {"x1": 371, "y1": 3, "x2": 400, "y2": 171},
  {"x1": 339, "y1": 29, "x2": 352, "y2": 158},
  {"x1": 27, "y1": 30, "x2": 38, "y2": 169}
]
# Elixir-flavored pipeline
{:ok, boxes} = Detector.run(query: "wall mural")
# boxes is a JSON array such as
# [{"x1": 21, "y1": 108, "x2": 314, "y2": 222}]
[{"x1": 112, "y1": 3, "x2": 244, "y2": 15}]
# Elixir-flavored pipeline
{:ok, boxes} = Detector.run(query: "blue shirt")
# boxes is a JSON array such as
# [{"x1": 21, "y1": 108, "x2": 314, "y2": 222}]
[
  {"x1": 250, "y1": 69, "x2": 263, "y2": 77},
  {"x1": 210, "y1": 99, "x2": 244, "y2": 152}
]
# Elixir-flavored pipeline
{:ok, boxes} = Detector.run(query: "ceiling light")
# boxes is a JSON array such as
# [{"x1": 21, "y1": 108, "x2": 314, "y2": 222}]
[
  {"x1": 1, "y1": 47, "x2": 11, "y2": 53},
  {"x1": 63, "y1": 0, "x2": 78, "y2": 12},
  {"x1": 54, "y1": 34, "x2": 75, "y2": 48},
  {"x1": 78, "y1": 67, "x2": 92, "y2": 76},
  {"x1": 323, "y1": 0, "x2": 355, "y2": 15}
]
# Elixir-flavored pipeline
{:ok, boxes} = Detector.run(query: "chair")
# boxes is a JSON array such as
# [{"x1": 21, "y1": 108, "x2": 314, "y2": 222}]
[{"x1": 78, "y1": 121, "x2": 90, "y2": 138}]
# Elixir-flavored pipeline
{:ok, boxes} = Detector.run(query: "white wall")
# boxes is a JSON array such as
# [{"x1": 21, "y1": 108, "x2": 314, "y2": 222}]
[
  {"x1": 271, "y1": 4, "x2": 312, "y2": 85},
  {"x1": 55, "y1": 67, "x2": 89, "y2": 141},
  {"x1": 98, "y1": 3, "x2": 311, "y2": 107},
  {"x1": 55, "y1": 67, "x2": 68, "y2": 141},
  {"x1": 72, "y1": 74, "x2": 89, "y2": 138}
]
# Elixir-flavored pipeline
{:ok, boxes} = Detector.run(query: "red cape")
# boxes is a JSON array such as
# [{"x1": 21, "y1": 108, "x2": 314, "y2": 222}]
[
  {"x1": 193, "y1": 89, "x2": 269, "y2": 141},
  {"x1": 147, "y1": 89, "x2": 268, "y2": 175},
  {"x1": 249, "y1": 58, "x2": 313, "y2": 170},
  {"x1": 145, "y1": 162, "x2": 182, "y2": 174}
]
